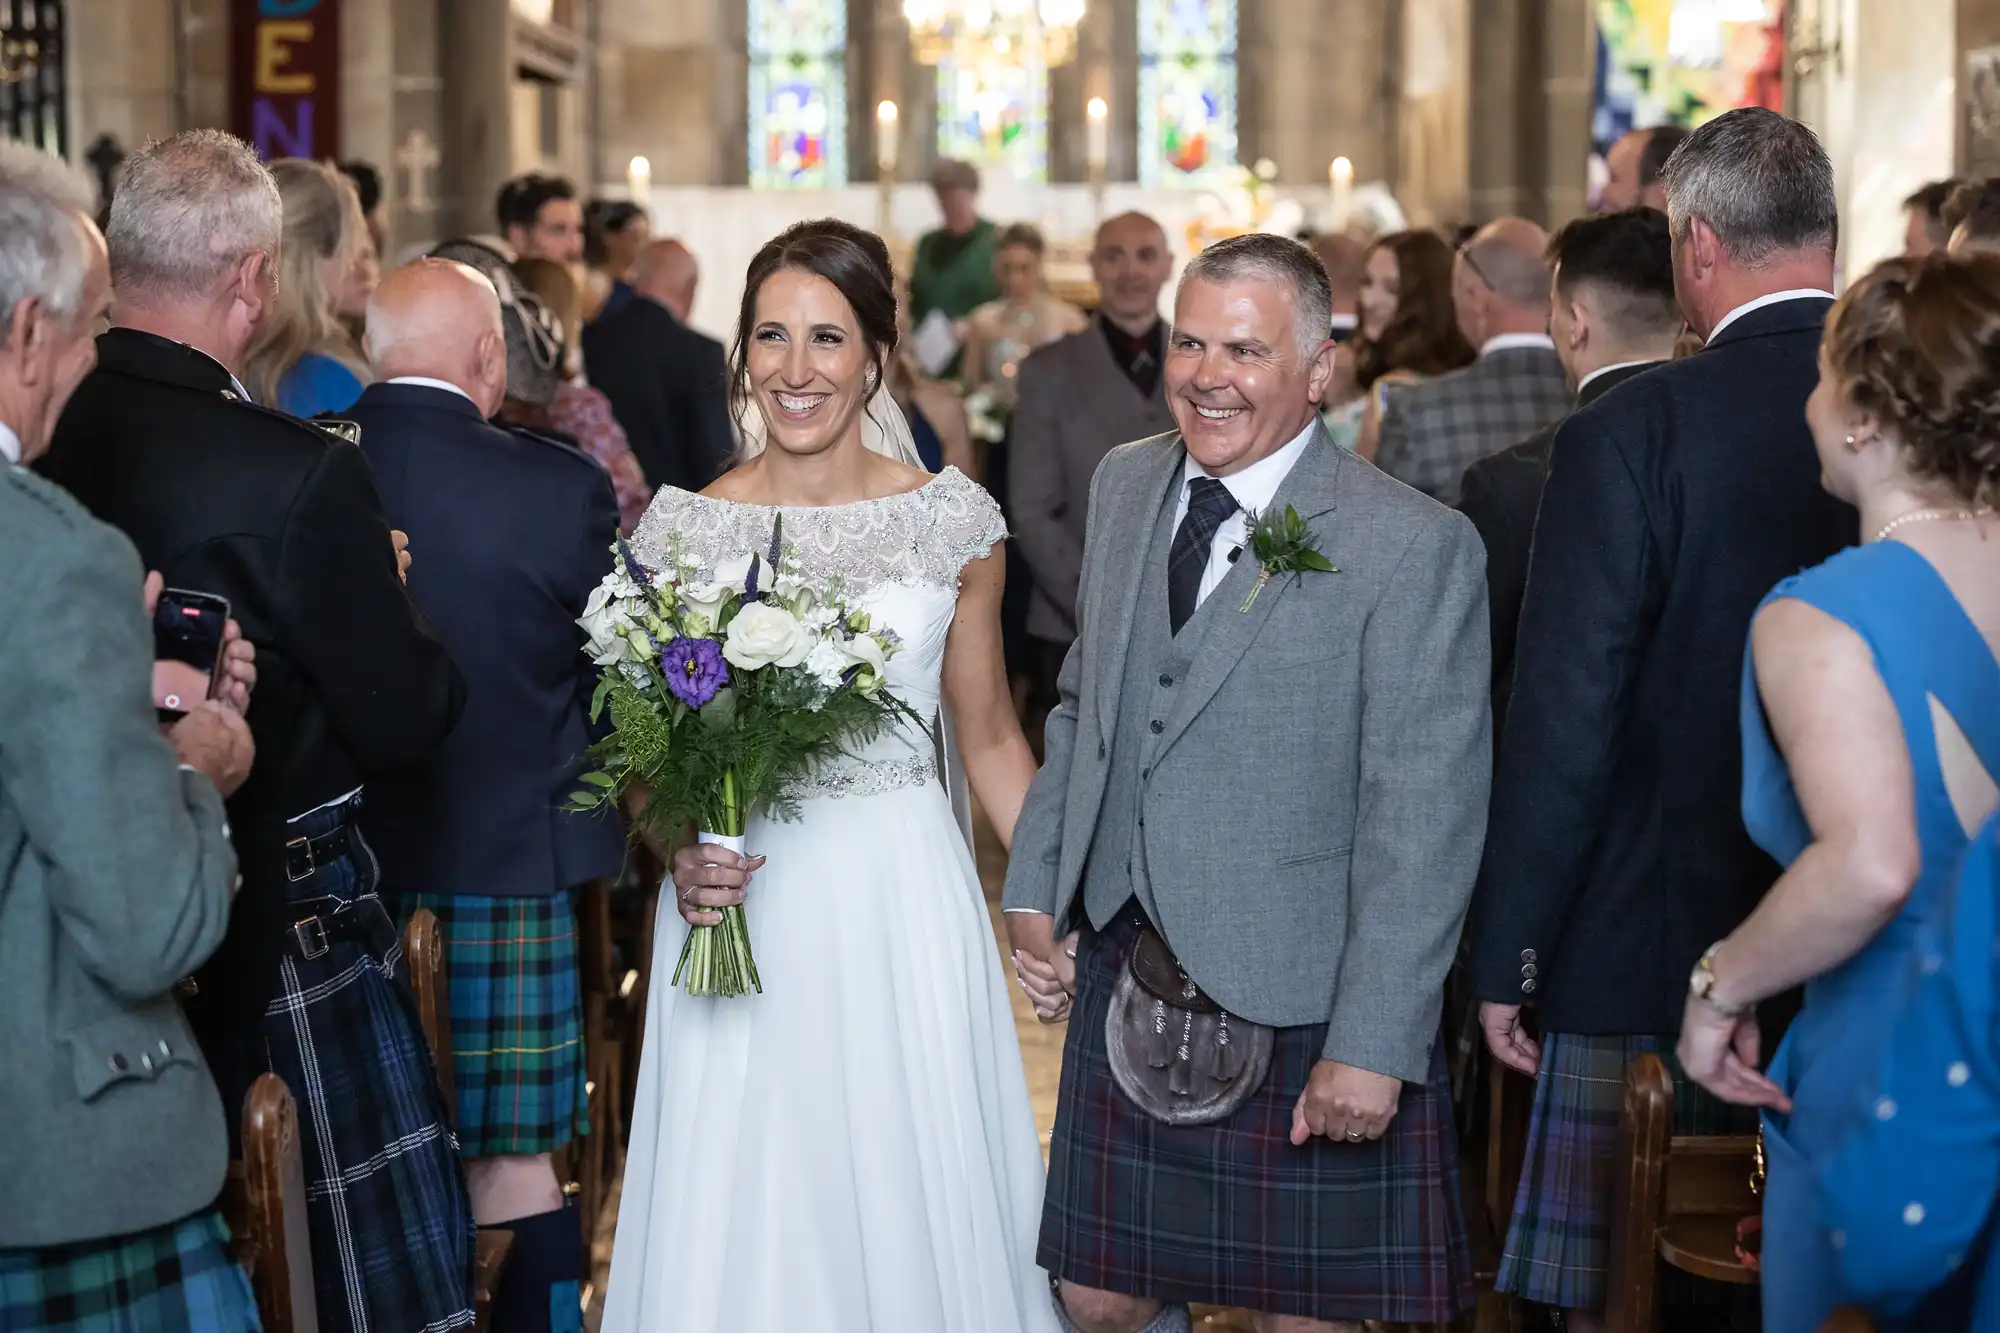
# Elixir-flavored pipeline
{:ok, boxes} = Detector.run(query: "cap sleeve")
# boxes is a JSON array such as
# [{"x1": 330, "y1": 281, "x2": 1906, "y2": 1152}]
[{"x1": 931, "y1": 467, "x2": 1009, "y2": 577}]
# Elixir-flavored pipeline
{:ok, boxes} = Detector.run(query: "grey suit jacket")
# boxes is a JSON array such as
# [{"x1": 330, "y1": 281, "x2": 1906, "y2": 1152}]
[
  {"x1": 0, "y1": 466, "x2": 239, "y2": 1248},
  {"x1": 1009, "y1": 317, "x2": 1177, "y2": 645},
  {"x1": 1003, "y1": 425, "x2": 1492, "y2": 1083},
  {"x1": 1373, "y1": 346, "x2": 1572, "y2": 504}
]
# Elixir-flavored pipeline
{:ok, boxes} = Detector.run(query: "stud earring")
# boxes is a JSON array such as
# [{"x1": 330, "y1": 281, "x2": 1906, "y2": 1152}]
[{"x1": 1845, "y1": 434, "x2": 1859, "y2": 452}]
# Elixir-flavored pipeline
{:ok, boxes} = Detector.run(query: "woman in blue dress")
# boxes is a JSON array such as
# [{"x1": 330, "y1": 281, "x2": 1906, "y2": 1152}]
[
  {"x1": 1676, "y1": 253, "x2": 2000, "y2": 1331},
  {"x1": 243, "y1": 158, "x2": 373, "y2": 417}
]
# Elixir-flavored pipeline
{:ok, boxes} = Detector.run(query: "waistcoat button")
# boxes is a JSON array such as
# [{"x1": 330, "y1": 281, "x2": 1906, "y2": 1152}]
[
  {"x1": 1149, "y1": 720, "x2": 1163, "y2": 734},
  {"x1": 1158, "y1": 673, "x2": 1174, "y2": 687}
]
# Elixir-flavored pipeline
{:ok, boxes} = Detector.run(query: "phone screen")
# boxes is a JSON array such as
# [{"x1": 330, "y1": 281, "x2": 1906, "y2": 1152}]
[{"x1": 153, "y1": 591, "x2": 229, "y2": 719}]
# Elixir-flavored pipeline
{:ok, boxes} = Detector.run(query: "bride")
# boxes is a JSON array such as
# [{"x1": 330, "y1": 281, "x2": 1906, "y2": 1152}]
[{"x1": 601, "y1": 218, "x2": 1060, "y2": 1333}]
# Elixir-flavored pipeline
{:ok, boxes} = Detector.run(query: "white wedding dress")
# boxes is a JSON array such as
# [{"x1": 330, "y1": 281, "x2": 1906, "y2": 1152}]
[{"x1": 604, "y1": 467, "x2": 1060, "y2": 1333}]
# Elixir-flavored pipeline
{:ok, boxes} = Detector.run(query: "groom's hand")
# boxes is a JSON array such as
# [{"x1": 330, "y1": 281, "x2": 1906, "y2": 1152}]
[
  {"x1": 670, "y1": 842, "x2": 767, "y2": 927},
  {"x1": 1007, "y1": 913, "x2": 1076, "y2": 1024},
  {"x1": 1291, "y1": 1060, "x2": 1402, "y2": 1145}
]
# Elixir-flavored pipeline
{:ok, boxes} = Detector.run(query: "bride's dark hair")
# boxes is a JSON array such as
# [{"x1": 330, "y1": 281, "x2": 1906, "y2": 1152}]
[{"x1": 728, "y1": 219, "x2": 899, "y2": 434}]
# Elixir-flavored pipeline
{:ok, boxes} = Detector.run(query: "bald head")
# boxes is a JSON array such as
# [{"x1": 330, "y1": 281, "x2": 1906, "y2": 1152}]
[
  {"x1": 635, "y1": 238, "x2": 698, "y2": 322},
  {"x1": 365, "y1": 258, "x2": 509, "y2": 416},
  {"x1": 1091, "y1": 211, "x2": 1173, "y2": 333},
  {"x1": 1311, "y1": 233, "x2": 1367, "y2": 314},
  {"x1": 1454, "y1": 217, "x2": 1552, "y2": 345}
]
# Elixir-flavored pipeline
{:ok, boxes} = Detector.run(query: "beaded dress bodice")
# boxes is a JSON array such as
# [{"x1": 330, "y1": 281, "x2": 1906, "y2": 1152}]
[{"x1": 629, "y1": 467, "x2": 1006, "y2": 800}]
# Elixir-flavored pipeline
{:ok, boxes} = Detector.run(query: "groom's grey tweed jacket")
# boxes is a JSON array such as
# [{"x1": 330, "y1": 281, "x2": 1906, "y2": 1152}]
[{"x1": 1003, "y1": 424, "x2": 1492, "y2": 1084}]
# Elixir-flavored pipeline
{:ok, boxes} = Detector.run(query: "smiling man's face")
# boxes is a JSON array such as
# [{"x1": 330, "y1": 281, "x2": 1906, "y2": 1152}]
[{"x1": 1165, "y1": 274, "x2": 1330, "y2": 477}]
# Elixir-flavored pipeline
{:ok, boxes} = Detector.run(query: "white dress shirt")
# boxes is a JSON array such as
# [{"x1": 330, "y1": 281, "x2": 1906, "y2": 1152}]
[
  {"x1": 0, "y1": 419, "x2": 19, "y2": 466},
  {"x1": 1479, "y1": 332, "x2": 1557, "y2": 358},
  {"x1": 1175, "y1": 417, "x2": 1317, "y2": 608},
  {"x1": 386, "y1": 375, "x2": 478, "y2": 404},
  {"x1": 1706, "y1": 289, "x2": 1836, "y2": 345},
  {"x1": 1576, "y1": 359, "x2": 1658, "y2": 395}
]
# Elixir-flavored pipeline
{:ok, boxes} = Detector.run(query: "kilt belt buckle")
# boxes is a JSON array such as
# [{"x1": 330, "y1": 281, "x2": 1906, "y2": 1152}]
[
  {"x1": 292, "y1": 915, "x2": 330, "y2": 959},
  {"x1": 284, "y1": 834, "x2": 317, "y2": 883}
]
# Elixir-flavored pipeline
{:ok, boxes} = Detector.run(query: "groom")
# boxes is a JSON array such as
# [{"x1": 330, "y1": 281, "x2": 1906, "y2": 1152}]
[{"x1": 1006, "y1": 233, "x2": 1489, "y2": 1333}]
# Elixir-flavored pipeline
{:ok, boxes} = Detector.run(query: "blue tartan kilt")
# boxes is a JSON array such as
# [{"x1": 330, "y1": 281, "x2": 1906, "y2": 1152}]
[
  {"x1": 392, "y1": 890, "x2": 587, "y2": 1158},
  {"x1": 0, "y1": 1209, "x2": 258, "y2": 1333},
  {"x1": 1495, "y1": 1031, "x2": 1758, "y2": 1311},
  {"x1": 1039, "y1": 910, "x2": 1478, "y2": 1324},
  {"x1": 248, "y1": 799, "x2": 476, "y2": 1333}
]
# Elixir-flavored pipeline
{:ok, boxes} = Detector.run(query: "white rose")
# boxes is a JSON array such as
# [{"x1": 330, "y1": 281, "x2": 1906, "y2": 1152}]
[
  {"x1": 837, "y1": 630, "x2": 890, "y2": 688},
  {"x1": 681, "y1": 552, "x2": 755, "y2": 621},
  {"x1": 723, "y1": 601, "x2": 812, "y2": 671},
  {"x1": 578, "y1": 582, "x2": 633, "y2": 665}
]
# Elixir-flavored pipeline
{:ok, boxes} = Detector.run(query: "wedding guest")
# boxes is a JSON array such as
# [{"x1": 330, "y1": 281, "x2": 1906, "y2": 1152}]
[
  {"x1": 335, "y1": 211, "x2": 381, "y2": 350},
  {"x1": 1009, "y1": 232, "x2": 1488, "y2": 1333},
  {"x1": 498, "y1": 172, "x2": 584, "y2": 264},
  {"x1": 1011, "y1": 210, "x2": 1176, "y2": 679},
  {"x1": 1348, "y1": 230, "x2": 1477, "y2": 457},
  {"x1": 243, "y1": 157, "x2": 373, "y2": 416},
  {"x1": 0, "y1": 140, "x2": 258, "y2": 1333},
  {"x1": 582, "y1": 198, "x2": 649, "y2": 324},
  {"x1": 38, "y1": 129, "x2": 475, "y2": 1333},
  {"x1": 1469, "y1": 107, "x2": 1851, "y2": 1332},
  {"x1": 348, "y1": 259, "x2": 621, "y2": 1333},
  {"x1": 1945, "y1": 177, "x2": 2000, "y2": 255},
  {"x1": 891, "y1": 276, "x2": 975, "y2": 476},
  {"x1": 1599, "y1": 124, "x2": 1688, "y2": 212},
  {"x1": 510, "y1": 255, "x2": 653, "y2": 533},
  {"x1": 337, "y1": 158, "x2": 387, "y2": 257},
  {"x1": 1675, "y1": 253, "x2": 2000, "y2": 1332},
  {"x1": 1904, "y1": 178, "x2": 1963, "y2": 256},
  {"x1": 961, "y1": 223, "x2": 1088, "y2": 401},
  {"x1": 908, "y1": 158, "x2": 1001, "y2": 339},
  {"x1": 1314, "y1": 231, "x2": 1366, "y2": 342},
  {"x1": 1373, "y1": 218, "x2": 1570, "y2": 502},
  {"x1": 1457, "y1": 207, "x2": 1680, "y2": 729},
  {"x1": 583, "y1": 237, "x2": 734, "y2": 492}
]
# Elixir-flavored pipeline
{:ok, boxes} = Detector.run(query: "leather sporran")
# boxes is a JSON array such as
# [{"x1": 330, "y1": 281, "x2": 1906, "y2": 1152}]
[{"x1": 1105, "y1": 927, "x2": 1274, "y2": 1126}]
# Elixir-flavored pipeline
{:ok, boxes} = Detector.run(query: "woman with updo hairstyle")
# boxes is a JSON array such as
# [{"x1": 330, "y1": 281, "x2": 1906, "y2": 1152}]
[
  {"x1": 960, "y1": 221, "x2": 1088, "y2": 402},
  {"x1": 1349, "y1": 230, "x2": 1477, "y2": 459},
  {"x1": 1677, "y1": 253, "x2": 2000, "y2": 1331},
  {"x1": 604, "y1": 217, "x2": 1054, "y2": 1333}
]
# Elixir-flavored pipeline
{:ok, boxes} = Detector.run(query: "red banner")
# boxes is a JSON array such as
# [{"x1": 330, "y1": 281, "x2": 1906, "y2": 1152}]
[{"x1": 231, "y1": 0, "x2": 342, "y2": 161}]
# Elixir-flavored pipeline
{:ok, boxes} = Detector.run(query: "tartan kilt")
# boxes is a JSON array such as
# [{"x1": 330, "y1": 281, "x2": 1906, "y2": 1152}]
[
  {"x1": 1040, "y1": 910, "x2": 1477, "y2": 1324},
  {"x1": 1495, "y1": 1031, "x2": 1758, "y2": 1311},
  {"x1": 246, "y1": 804, "x2": 475, "y2": 1333},
  {"x1": 393, "y1": 889, "x2": 588, "y2": 1158},
  {"x1": 0, "y1": 1208, "x2": 258, "y2": 1333}
]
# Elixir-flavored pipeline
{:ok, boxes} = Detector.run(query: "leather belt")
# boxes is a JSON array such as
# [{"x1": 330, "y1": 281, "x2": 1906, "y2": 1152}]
[
  {"x1": 287, "y1": 895, "x2": 386, "y2": 961},
  {"x1": 284, "y1": 824, "x2": 352, "y2": 883}
]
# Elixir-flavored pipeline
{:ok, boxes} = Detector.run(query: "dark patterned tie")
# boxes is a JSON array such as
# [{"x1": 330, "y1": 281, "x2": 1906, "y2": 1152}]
[{"x1": 1168, "y1": 476, "x2": 1240, "y2": 635}]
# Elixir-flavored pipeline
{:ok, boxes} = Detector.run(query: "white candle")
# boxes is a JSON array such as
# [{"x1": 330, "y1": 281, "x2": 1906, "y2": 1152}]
[
  {"x1": 627, "y1": 155, "x2": 651, "y2": 204},
  {"x1": 877, "y1": 101, "x2": 900, "y2": 175},
  {"x1": 1086, "y1": 96, "x2": 1109, "y2": 170},
  {"x1": 1329, "y1": 156, "x2": 1353, "y2": 233}
]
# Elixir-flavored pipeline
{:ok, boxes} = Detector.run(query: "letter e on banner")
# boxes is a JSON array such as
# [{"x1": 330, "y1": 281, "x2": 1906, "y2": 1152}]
[{"x1": 231, "y1": 0, "x2": 341, "y2": 161}]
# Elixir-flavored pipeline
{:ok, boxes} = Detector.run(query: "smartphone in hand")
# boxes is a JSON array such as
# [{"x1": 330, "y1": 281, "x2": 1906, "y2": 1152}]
[{"x1": 153, "y1": 589, "x2": 230, "y2": 723}]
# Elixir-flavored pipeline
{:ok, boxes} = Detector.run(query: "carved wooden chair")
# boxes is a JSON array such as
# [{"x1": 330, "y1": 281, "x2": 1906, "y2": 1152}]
[
  {"x1": 221, "y1": 1073, "x2": 318, "y2": 1333},
  {"x1": 1605, "y1": 1053, "x2": 1762, "y2": 1333},
  {"x1": 401, "y1": 907, "x2": 515, "y2": 1330}
]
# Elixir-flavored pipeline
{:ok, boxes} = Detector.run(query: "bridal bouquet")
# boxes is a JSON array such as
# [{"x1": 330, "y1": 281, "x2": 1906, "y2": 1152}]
[{"x1": 567, "y1": 517, "x2": 916, "y2": 996}]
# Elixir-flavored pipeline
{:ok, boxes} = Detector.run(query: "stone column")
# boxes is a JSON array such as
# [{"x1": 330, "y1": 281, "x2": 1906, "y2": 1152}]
[
  {"x1": 1539, "y1": 0, "x2": 1593, "y2": 226},
  {"x1": 596, "y1": 0, "x2": 739, "y2": 192},
  {"x1": 439, "y1": 0, "x2": 514, "y2": 237},
  {"x1": 1396, "y1": 0, "x2": 1470, "y2": 226},
  {"x1": 68, "y1": 0, "x2": 181, "y2": 158},
  {"x1": 1237, "y1": 0, "x2": 1393, "y2": 188}
]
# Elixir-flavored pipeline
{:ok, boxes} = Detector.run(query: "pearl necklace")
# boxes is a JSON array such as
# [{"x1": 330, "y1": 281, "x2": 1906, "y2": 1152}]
[{"x1": 1871, "y1": 507, "x2": 1994, "y2": 544}]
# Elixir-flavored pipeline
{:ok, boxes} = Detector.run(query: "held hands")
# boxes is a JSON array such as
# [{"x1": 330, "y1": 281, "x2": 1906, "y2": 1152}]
[
  {"x1": 169, "y1": 701, "x2": 255, "y2": 797},
  {"x1": 1291, "y1": 1060, "x2": 1401, "y2": 1145},
  {"x1": 1006, "y1": 911, "x2": 1076, "y2": 1024},
  {"x1": 1678, "y1": 996, "x2": 1792, "y2": 1111},
  {"x1": 1480, "y1": 1002, "x2": 1542, "y2": 1078},
  {"x1": 391, "y1": 530, "x2": 412, "y2": 583},
  {"x1": 670, "y1": 841, "x2": 767, "y2": 928}
]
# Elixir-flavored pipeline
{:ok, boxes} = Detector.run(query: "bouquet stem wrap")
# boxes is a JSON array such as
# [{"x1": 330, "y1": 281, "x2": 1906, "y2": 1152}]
[{"x1": 671, "y1": 768, "x2": 764, "y2": 997}]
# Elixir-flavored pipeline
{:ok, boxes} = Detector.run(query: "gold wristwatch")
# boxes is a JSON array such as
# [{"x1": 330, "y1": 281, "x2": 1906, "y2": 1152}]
[{"x1": 1689, "y1": 942, "x2": 1748, "y2": 1018}]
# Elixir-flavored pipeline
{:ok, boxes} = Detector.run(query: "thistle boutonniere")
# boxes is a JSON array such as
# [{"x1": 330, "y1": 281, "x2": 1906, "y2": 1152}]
[{"x1": 1239, "y1": 505, "x2": 1337, "y2": 612}]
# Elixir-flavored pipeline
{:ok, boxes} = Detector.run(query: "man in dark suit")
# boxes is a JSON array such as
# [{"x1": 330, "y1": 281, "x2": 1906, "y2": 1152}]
[
  {"x1": 583, "y1": 236, "x2": 734, "y2": 493},
  {"x1": 347, "y1": 259, "x2": 621, "y2": 1333},
  {"x1": 1374, "y1": 217, "x2": 1573, "y2": 503},
  {"x1": 39, "y1": 130, "x2": 475, "y2": 1333},
  {"x1": 1468, "y1": 108, "x2": 1850, "y2": 1328},
  {"x1": 1011, "y1": 211, "x2": 1177, "y2": 677},
  {"x1": 1456, "y1": 207, "x2": 1682, "y2": 732}
]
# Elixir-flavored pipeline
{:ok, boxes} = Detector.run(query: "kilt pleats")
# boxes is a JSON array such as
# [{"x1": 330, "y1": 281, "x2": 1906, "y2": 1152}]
[{"x1": 0, "y1": 1208, "x2": 258, "y2": 1333}]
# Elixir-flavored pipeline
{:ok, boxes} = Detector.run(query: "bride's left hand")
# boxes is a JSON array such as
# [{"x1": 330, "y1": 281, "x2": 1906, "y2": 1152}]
[{"x1": 1013, "y1": 933, "x2": 1076, "y2": 1024}]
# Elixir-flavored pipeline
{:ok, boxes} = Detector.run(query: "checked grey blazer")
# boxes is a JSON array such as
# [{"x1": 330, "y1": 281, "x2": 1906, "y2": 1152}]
[
  {"x1": 1373, "y1": 345, "x2": 1571, "y2": 505},
  {"x1": 1004, "y1": 424, "x2": 1492, "y2": 1084}
]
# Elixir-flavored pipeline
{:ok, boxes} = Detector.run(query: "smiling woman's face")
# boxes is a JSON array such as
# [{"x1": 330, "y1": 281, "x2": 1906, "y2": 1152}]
[{"x1": 745, "y1": 266, "x2": 875, "y2": 458}]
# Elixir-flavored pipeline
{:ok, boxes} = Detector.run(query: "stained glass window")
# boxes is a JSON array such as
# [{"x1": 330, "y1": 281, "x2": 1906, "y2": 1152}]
[
  {"x1": 747, "y1": 0, "x2": 847, "y2": 188},
  {"x1": 936, "y1": 51, "x2": 1050, "y2": 182},
  {"x1": 1138, "y1": 0, "x2": 1238, "y2": 186}
]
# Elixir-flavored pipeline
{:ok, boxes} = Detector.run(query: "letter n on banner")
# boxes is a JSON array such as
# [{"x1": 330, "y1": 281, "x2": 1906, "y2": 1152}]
[{"x1": 230, "y1": 0, "x2": 341, "y2": 162}]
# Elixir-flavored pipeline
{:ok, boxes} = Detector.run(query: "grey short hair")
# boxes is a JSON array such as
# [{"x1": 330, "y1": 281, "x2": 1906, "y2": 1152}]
[
  {"x1": 930, "y1": 157, "x2": 980, "y2": 194},
  {"x1": 1176, "y1": 232, "x2": 1333, "y2": 361},
  {"x1": 0, "y1": 141, "x2": 96, "y2": 326},
  {"x1": 107, "y1": 130, "x2": 282, "y2": 302},
  {"x1": 1660, "y1": 107, "x2": 1837, "y2": 265}
]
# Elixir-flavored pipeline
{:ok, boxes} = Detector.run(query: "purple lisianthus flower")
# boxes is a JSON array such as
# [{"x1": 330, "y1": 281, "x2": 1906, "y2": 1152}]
[{"x1": 663, "y1": 636, "x2": 729, "y2": 708}]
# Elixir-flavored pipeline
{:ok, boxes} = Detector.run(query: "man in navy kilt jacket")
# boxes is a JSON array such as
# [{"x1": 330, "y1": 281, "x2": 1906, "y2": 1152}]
[
  {"x1": 1007, "y1": 233, "x2": 1489, "y2": 1332},
  {"x1": 346, "y1": 258, "x2": 623, "y2": 1333}
]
